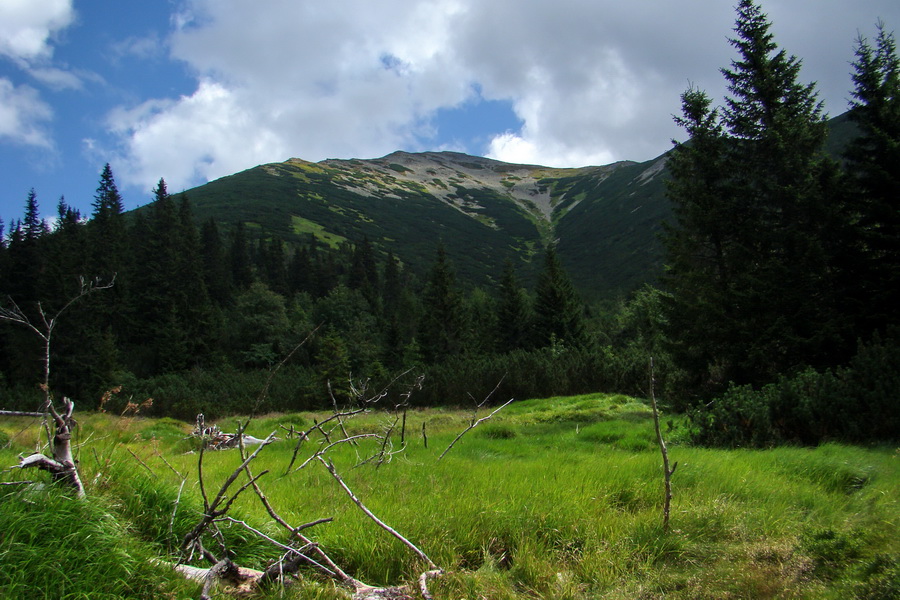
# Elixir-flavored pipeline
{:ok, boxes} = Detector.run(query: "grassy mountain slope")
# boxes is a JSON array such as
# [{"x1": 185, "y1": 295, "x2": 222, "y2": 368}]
[
  {"x1": 184, "y1": 151, "x2": 642, "y2": 297},
  {"x1": 179, "y1": 113, "x2": 854, "y2": 301}
]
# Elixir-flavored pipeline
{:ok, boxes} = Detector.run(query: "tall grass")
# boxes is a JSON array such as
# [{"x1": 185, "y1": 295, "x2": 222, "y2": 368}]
[{"x1": 1, "y1": 392, "x2": 897, "y2": 599}]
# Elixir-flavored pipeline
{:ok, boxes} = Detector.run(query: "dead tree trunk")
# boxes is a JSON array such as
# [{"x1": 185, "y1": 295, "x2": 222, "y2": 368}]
[
  {"x1": 2, "y1": 275, "x2": 114, "y2": 497},
  {"x1": 649, "y1": 357, "x2": 676, "y2": 532},
  {"x1": 15, "y1": 397, "x2": 85, "y2": 497}
]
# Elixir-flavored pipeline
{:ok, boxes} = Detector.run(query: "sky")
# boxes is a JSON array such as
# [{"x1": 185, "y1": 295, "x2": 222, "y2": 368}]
[{"x1": 1, "y1": 0, "x2": 898, "y2": 227}]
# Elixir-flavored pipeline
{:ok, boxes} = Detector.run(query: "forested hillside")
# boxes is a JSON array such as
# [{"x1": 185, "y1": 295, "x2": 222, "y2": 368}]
[
  {"x1": 1, "y1": 0, "x2": 897, "y2": 448},
  {"x1": 179, "y1": 150, "x2": 665, "y2": 301}
]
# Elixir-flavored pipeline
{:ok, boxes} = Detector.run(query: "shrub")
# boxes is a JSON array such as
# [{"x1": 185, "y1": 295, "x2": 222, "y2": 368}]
[{"x1": 689, "y1": 334, "x2": 900, "y2": 447}]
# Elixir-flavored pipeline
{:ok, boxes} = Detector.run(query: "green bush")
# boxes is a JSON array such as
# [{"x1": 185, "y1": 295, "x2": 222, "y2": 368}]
[{"x1": 689, "y1": 335, "x2": 900, "y2": 447}]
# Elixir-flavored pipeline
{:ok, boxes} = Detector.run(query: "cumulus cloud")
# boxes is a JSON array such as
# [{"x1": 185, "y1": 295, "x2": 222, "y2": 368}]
[
  {"x1": 0, "y1": 0, "x2": 76, "y2": 150},
  {"x1": 0, "y1": 0, "x2": 74, "y2": 63},
  {"x1": 0, "y1": 79, "x2": 53, "y2": 148},
  {"x1": 107, "y1": 0, "x2": 900, "y2": 192}
]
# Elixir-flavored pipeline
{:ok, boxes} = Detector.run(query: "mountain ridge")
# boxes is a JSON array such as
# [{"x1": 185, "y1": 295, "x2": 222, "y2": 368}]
[
  {"x1": 180, "y1": 148, "x2": 667, "y2": 301},
  {"x1": 185, "y1": 146, "x2": 665, "y2": 299},
  {"x1": 176, "y1": 112, "x2": 853, "y2": 302}
]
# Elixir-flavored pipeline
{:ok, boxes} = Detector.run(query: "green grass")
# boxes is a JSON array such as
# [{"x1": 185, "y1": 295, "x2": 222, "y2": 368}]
[
  {"x1": 1, "y1": 393, "x2": 897, "y2": 599},
  {"x1": 290, "y1": 215, "x2": 347, "y2": 248}
]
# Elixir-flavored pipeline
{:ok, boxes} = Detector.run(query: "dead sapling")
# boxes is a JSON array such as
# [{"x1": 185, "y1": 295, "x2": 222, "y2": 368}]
[
  {"x1": 1, "y1": 275, "x2": 115, "y2": 497},
  {"x1": 649, "y1": 357, "x2": 677, "y2": 533}
]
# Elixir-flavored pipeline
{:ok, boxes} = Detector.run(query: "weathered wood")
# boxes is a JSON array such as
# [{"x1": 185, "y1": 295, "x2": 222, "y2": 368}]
[
  {"x1": 320, "y1": 457, "x2": 438, "y2": 571},
  {"x1": 0, "y1": 410, "x2": 43, "y2": 417},
  {"x1": 649, "y1": 357, "x2": 677, "y2": 532},
  {"x1": 13, "y1": 397, "x2": 85, "y2": 497}
]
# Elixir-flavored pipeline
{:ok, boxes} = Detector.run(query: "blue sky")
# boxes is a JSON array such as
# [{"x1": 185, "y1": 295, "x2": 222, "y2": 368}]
[{"x1": 2, "y1": 0, "x2": 898, "y2": 227}]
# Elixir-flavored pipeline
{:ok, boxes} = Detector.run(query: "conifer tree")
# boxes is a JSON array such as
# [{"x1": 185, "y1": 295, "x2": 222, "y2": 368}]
[
  {"x1": 844, "y1": 21, "x2": 900, "y2": 335},
  {"x1": 200, "y1": 218, "x2": 232, "y2": 305},
  {"x1": 173, "y1": 194, "x2": 213, "y2": 366},
  {"x1": 348, "y1": 237, "x2": 380, "y2": 310},
  {"x1": 664, "y1": 0, "x2": 843, "y2": 392},
  {"x1": 261, "y1": 235, "x2": 289, "y2": 296},
  {"x1": 89, "y1": 164, "x2": 127, "y2": 280},
  {"x1": 419, "y1": 245, "x2": 464, "y2": 363},
  {"x1": 228, "y1": 222, "x2": 253, "y2": 290},
  {"x1": 495, "y1": 259, "x2": 532, "y2": 352},
  {"x1": 533, "y1": 245, "x2": 586, "y2": 350},
  {"x1": 126, "y1": 179, "x2": 190, "y2": 374},
  {"x1": 287, "y1": 245, "x2": 314, "y2": 297},
  {"x1": 7, "y1": 190, "x2": 45, "y2": 304}
]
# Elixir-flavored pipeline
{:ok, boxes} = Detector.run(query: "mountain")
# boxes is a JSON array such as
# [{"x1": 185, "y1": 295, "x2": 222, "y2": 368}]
[
  {"x1": 182, "y1": 150, "x2": 670, "y2": 302},
  {"x1": 178, "y1": 113, "x2": 853, "y2": 302}
]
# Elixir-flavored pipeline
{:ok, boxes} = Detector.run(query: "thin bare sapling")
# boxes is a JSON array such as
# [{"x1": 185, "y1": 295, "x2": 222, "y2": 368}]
[{"x1": 1, "y1": 275, "x2": 115, "y2": 497}]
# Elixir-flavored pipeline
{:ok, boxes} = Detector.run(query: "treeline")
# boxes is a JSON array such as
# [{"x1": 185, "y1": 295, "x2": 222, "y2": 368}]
[
  {"x1": 0, "y1": 169, "x2": 659, "y2": 418},
  {"x1": 662, "y1": 2, "x2": 899, "y2": 444},
  {"x1": 2, "y1": 1, "x2": 898, "y2": 447}
]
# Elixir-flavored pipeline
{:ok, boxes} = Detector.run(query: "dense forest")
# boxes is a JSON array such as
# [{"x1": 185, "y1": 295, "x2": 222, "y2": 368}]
[{"x1": 1, "y1": 0, "x2": 897, "y2": 447}]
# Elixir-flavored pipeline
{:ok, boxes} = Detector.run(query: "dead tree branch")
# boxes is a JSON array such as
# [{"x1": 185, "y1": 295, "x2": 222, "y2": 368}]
[
  {"x1": 181, "y1": 431, "x2": 276, "y2": 558},
  {"x1": 2, "y1": 276, "x2": 115, "y2": 497},
  {"x1": 440, "y1": 379, "x2": 513, "y2": 460},
  {"x1": 0, "y1": 410, "x2": 44, "y2": 417},
  {"x1": 319, "y1": 456, "x2": 439, "y2": 571},
  {"x1": 0, "y1": 275, "x2": 115, "y2": 410}
]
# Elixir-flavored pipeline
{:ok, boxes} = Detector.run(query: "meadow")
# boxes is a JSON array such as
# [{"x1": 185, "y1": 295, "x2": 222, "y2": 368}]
[{"x1": 1, "y1": 392, "x2": 897, "y2": 599}]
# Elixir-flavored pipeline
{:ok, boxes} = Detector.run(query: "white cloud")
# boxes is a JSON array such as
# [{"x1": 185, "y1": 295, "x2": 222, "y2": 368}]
[
  {"x1": 0, "y1": 0, "x2": 74, "y2": 63},
  {"x1": 108, "y1": 79, "x2": 289, "y2": 190},
  {"x1": 0, "y1": 0, "x2": 77, "y2": 154},
  {"x1": 0, "y1": 79, "x2": 53, "y2": 148},
  {"x1": 106, "y1": 0, "x2": 900, "y2": 193}
]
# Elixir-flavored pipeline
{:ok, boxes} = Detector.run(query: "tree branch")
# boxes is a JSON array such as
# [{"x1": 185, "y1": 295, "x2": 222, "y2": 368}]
[{"x1": 319, "y1": 457, "x2": 438, "y2": 571}]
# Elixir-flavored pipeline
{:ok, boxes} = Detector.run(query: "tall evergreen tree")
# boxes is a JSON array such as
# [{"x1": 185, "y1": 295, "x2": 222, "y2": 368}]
[
  {"x1": 261, "y1": 235, "x2": 289, "y2": 296},
  {"x1": 89, "y1": 164, "x2": 127, "y2": 280},
  {"x1": 419, "y1": 245, "x2": 464, "y2": 363},
  {"x1": 7, "y1": 190, "x2": 46, "y2": 303},
  {"x1": 843, "y1": 22, "x2": 900, "y2": 335},
  {"x1": 664, "y1": 0, "x2": 844, "y2": 394},
  {"x1": 173, "y1": 194, "x2": 213, "y2": 366},
  {"x1": 228, "y1": 222, "x2": 253, "y2": 290},
  {"x1": 126, "y1": 179, "x2": 190, "y2": 375},
  {"x1": 200, "y1": 218, "x2": 232, "y2": 305},
  {"x1": 348, "y1": 237, "x2": 380, "y2": 310},
  {"x1": 22, "y1": 188, "x2": 47, "y2": 242},
  {"x1": 533, "y1": 245, "x2": 587, "y2": 350},
  {"x1": 495, "y1": 259, "x2": 532, "y2": 352}
]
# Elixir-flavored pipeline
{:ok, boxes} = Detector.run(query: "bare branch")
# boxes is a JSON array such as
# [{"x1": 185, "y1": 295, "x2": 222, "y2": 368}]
[
  {"x1": 649, "y1": 357, "x2": 676, "y2": 533},
  {"x1": 439, "y1": 394, "x2": 514, "y2": 461},
  {"x1": 0, "y1": 410, "x2": 43, "y2": 417},
  {"x1": 294, "y1": 433, "x2": 383, "y2": 471},
  {"x1": 319, "y1": 457, "x2": 438, "y2": 570},
  {"x1": 181, "y1": 432, "x2": 276, "y2": 556},
  {"x1": 418, "y1": 569, "x2": 443, "y2": 600}
]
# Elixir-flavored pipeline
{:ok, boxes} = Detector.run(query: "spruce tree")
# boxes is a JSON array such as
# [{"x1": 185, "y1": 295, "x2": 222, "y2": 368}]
[
  {"x1": 533, "y1": 245, "x2": 586, "y2": 350},
  {"x1": 228, "y1": 222, "x2": 254, "y2": 290},
  {"x1": 89, "y1": 164, "x2": 127, "y2": 280},
  {"x1": 495, "y1": 259, "x2": 532, "y2": 352},
  {"x1": 200, "y1": 218, "x2": 232, "y2": 305},
  {"x1": 173, "y1": 194, "x2": 213, "y2": 366},
  {"x1": 126, "y1": 179, "x2": 190, "y2": 374},
  {"x1": 419, "y1": 245, "x2": 464, "y2": 363},
  {"x1": 664, "y1": 0, "x2": 843, "y2": 393},
  {"x1": 844, "y1": 22, "x2": 900, "y2": 335}
]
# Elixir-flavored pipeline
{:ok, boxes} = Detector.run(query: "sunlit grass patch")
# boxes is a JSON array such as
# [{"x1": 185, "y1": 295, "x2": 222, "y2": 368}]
[{"x1": 0, "y1": 394, "x2": 897, "y2": 599}]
